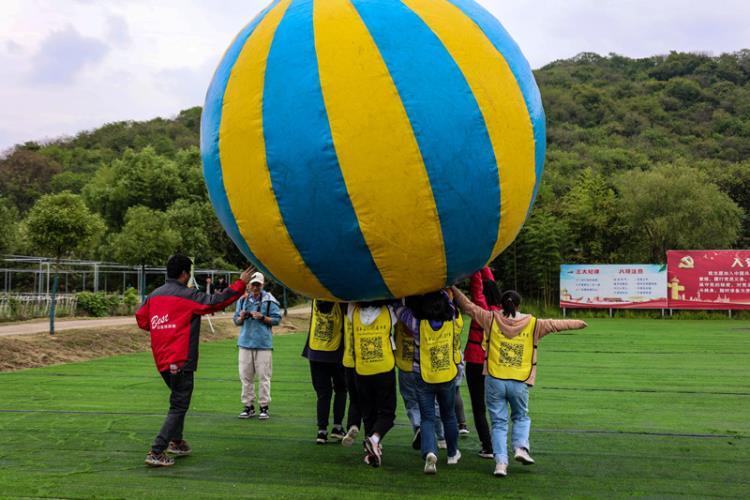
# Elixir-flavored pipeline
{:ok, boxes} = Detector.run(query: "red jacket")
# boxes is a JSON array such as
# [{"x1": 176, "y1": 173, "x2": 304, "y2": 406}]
[
  {"x1": 464, "y1": 267, "x2": 501, "y2": 365},
  {"x1": 136, "y1": 278, "x2": 245, "y2": 372}
]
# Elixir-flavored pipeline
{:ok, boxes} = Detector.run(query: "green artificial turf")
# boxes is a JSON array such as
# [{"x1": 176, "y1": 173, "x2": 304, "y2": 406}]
[{"x1": 0, "y1": 319, "x2": 749, "y2": 498}]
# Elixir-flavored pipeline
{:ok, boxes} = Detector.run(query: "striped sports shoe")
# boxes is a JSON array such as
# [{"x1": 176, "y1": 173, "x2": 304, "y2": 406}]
[
  {"x1": 145, "y1": 451, "x2": 174, "y2": 467},
  {"x1": 166, "y1": 440, "x2": 192, "y2": 456}
]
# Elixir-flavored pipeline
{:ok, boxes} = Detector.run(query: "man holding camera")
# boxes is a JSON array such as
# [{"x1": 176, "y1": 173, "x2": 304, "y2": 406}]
[{"x1": 234, "y1": 272, "x2": 282, "y2": 420}]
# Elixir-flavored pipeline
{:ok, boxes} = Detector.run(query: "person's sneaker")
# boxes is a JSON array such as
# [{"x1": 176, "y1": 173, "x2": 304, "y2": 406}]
[
  {"x1": 330, "y1": 426, "x2": 346, "y2": 441},
  {"x1": 342, "y1": 425, "x2": 359, "y2": 447},
  {"x1": 411, "y1": 427, "x2": 422, "y2": 450},
  {"x1": 364, "y1": 437, "x2": 381, "y2": 468},
  {"x1": 447, "y1": 449, "x2": 462, "y2": 465},
  {"x1": 424, "y1": 452, "x2": 437, "y2": 475},
  {"x1": 144, "y1": 451, "x2": 174, "y2": 467},
  {"x1": 239, "y1": 406, "x2": 255, "y2": 419},
  {"x1": 514, "y1": 447, "x2": 535, "y2": 465},
  {"x1": 478, "y1": 448, "x2": 494, "y2": 459},
  {"x1": 166, "y1": 440, "x2": 192, "y2": 456},
  {"x1": 494, "y1": 463, "x2": 508, "y2": 477},
  {"x1": 437, "y1": 439, "x2": 447, "y2": 449},
  {"x1": 316, "y1": 430, "x2": 328, "y2": 444},
  {"x1": 458, "y1": 424, "x2": 470, "y2": 436},
  {"x1": 258, "y1": 406, "x2": 269, "y2": 420}
]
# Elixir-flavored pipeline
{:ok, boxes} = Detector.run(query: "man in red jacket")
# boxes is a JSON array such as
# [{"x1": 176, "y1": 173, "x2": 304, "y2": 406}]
[{"x1": 136, "y1": 254, "x2": 253, "y2": 467}]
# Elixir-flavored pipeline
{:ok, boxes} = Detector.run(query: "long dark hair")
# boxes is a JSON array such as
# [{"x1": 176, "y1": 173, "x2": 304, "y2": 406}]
[
  {"x1": 500, "y1": 290, "x2": 522, "y2": 318},
  {"x1": 482, "y1": 279, "x2": 502, "y2": 308},
  {"x1": 414, "y1": 291, "x2": 454, "y2": 322}
]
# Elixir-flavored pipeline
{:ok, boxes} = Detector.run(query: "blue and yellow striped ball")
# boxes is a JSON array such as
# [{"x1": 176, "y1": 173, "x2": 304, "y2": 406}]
[{"x1": 201, "y1": 0, "x2": 546, "y2": 302}]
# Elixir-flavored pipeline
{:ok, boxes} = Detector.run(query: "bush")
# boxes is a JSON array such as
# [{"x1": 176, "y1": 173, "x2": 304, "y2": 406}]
[
  {"x1": 76, "y1": 292, "x2": 122, "y2": 317},
  {"x1": 123, "y1": 287, "x2": 139, "y2": 309}
]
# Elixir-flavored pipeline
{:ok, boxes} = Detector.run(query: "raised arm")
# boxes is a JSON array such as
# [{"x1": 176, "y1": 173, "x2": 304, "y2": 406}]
[
  {"x1": 536, "y1": 319, "x2": 588, "y2": 340},
  {"x1": 469, "y1": 271, "x2": 489, "y2": 310},
  {"x1": 191, "y1": 279, "x2": 246, "y2": 315},
  {"x1": 451, "y1": 286, "x2": 494, "y2": 333}
]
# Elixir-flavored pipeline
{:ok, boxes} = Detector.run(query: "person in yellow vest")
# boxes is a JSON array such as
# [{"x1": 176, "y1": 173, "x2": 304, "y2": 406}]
[
  {"x1": 341, "y1": 304, "x2": 362, "y2": 447},
  {"x1": 393, "y1": 290, "x2": 463, "y2": 475},
  {"x1": 302, "y1": 300, "x2": 347, "y2": 444},
  {"x1": 347, "y1": 300, "x2": 398, "y2": 468},
  {"x1": 451, "y1": 287, "x2": 588, "y2": 477},
  {"x1": 395, "y1": 297, "x2": 447, "y2": 451}
]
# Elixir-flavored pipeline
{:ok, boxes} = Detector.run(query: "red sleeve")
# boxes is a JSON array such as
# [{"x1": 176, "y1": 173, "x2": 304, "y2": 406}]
[
  {"x1": 192, "y1": 279, "x2": 246, "y2": 315},
  {"x1": 470, "y1": 271, "x2": 489, "y2": 311},
  {"x1": 135, "y1": 299, "x2": 150, "y2": 331},
  {"x1": 480, "y1": 266, "x2": 495, "y2": 281}
]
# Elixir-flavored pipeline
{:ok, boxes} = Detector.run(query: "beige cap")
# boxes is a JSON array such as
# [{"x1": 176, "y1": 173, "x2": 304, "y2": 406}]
[{"x1": 250, "y1": 272, "x2": 265, "y2": 285}]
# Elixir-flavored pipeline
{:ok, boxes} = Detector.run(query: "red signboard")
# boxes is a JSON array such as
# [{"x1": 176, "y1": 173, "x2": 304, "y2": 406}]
[{"x1": 667, "y1": 250, "x2": 750, "y2": 310}]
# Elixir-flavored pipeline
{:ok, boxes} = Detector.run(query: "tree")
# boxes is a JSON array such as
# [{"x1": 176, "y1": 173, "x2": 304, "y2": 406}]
[
  {"x1": 83, "y1": 147, "x2": 187, "y2": 228},
  {"x1": 110, "y1": 206, "x2": 180, "y2": 298},
  {"x1": 0, "y1": 197, "x2": 20, "y2": 254},
  {"x1": 616, "y1": 164, "x2": 743, "y2": 262},
  {"x1": 559, "y1": 169, "x2": 623, "y2": 263},
  {"x1": 165, "y1": 200, "x2": 213, "y2": 261},
  {"x1": 24, "y1": 192, "x2": 105, "y2": 334},
  {"x1": 0, "y1": 149, "x2": 62, "y2": 211}
]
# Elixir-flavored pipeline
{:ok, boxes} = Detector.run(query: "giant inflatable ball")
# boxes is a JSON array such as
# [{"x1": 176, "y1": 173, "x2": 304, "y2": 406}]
[{"x1": 201, "y1": 0, "x2": 546, "y2": 301}]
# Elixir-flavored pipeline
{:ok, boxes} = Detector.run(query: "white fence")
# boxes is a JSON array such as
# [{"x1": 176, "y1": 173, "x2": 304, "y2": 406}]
[{"x1": 0, "y1": 293, "x2": 78, "y2": 321}]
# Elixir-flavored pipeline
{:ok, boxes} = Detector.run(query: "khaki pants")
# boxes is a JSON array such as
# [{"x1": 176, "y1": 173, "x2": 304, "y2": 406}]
[{"x1": 239, "y1": 348, "x2": 272, "y2": 407}]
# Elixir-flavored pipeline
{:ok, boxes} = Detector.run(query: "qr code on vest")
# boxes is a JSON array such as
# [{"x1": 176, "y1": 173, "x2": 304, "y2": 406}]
[
  {"x1": 313, "y1": 319, "x2": 333, "y2": 343},
  {"x1": 429, "y1": 345, "x2": 451, "y2": 371},
  {"x1": 499, "y1": 344, "x2": 524, "y2": 368},
  {"x1": 360, "y1": 337, "x2": 383, "y2": 361}
]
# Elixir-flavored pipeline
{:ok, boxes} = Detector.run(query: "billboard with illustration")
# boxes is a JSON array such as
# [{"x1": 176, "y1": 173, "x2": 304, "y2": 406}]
[
  {"x1": 667, "y1": 250, "x2": 750, "y2": 310},
  {"x1": 560, "y1": 264, "x2": 668, "y2": 309}
]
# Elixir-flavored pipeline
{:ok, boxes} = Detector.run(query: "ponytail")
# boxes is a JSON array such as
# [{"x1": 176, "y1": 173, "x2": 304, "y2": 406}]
[{"x1": 500, "y1": 290, "x2": 521, "y2": 318}]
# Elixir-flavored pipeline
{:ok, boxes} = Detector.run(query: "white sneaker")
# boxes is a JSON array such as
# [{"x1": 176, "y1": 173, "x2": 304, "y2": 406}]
[
  {"x1": 342, "y1": 425, "x2": 359, "y2": 447},
  {"x1": 447, "y1": 449, "x2": 461, "y2": 465},
  {"x1": 437, "y1": 439, "x2": 447, "y2": 449},
  {"x1": 494, "y1": 463, "x2": 508, "y2": 477},
  {"x1": 514, "y1": 447, "x2": 535, "y2": 465},
  {"x1": 424, "y1": 452, "x2": 437, "y2": 474}
]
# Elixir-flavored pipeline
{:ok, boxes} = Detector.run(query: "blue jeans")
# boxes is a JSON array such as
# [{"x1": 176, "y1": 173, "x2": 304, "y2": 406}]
[
  {"x1": 415, "y1": 375, "x2": 458, "y2": 459},
  {"x1": 398, "y1": 369, "x2": 444, "y2": 438},
  {"x1": 485, "y1": 377, "x2": 531, "y2": 465}
]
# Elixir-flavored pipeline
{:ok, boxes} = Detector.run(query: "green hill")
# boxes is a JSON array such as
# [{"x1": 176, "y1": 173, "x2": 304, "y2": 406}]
[{"x1": 1, "y1": 51, "x2": 748, "y2": 300}]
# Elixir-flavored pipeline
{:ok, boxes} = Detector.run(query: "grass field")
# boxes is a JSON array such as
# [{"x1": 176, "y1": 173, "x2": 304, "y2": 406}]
[{"x1": 1, "y1": 319, "x2": 749, "y2": 498}]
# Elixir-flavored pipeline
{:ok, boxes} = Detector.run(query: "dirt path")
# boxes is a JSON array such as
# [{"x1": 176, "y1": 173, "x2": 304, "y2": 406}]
[{"x1": 0, "y1": 303, "x2": 312, "y2": 338}]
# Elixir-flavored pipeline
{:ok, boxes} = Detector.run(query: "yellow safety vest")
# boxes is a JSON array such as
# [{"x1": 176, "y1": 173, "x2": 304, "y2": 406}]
[
  {"x1": 486, "y1": 317, "x2": 537, "y2": 382},
  {"x1": 353, "y1": 306, "x2": 395, "y2": 376},
  {"x1": 394, "y1": 322, "x2": 415, "y2": 372},
  {"x1": 418, "y1": 318, "x2": 459, "y2": 384},
  {"x1": 343, "y1": 313, "x2": 355, "y2": 368},
  {"x1": 453, "y1": 314, "x2": 464, "y2": 364},
  {"x1": 308, "y1": 300, "x2": 343, "y2": 352}
]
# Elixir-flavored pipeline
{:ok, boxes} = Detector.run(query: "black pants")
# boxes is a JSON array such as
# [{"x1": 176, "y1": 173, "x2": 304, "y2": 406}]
[
  {"x1": 465, "y1": 362, "x2": 493, "y2": 451},
  {"x1": 356, "y1": 369, "x2": 396, "y2": 439},
  {"x1": 310, "y1": 361, "x2": 347, "y2": 430},
  {"x1": 152, "y1": 370, "x2": 194, "y2": 453},
  {"x1": 344, "y1": 367, "x2": 362, "y2": 430}
]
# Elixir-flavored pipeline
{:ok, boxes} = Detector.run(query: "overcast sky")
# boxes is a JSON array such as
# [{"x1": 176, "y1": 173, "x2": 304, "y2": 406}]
[{"x1": 1, "y1": 0, "x2": 748, "y2": 152}]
